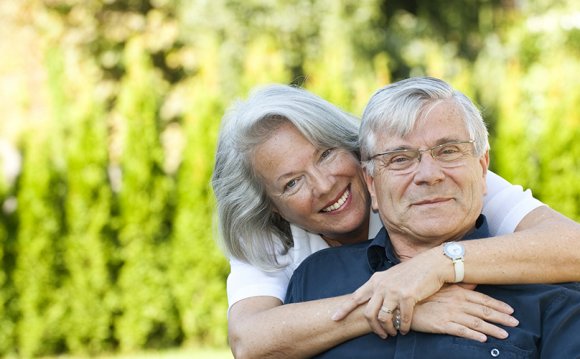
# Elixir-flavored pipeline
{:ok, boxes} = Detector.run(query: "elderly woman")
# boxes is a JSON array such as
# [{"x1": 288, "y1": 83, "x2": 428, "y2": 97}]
[{"x1": 211, "y1": 84, "x2": 580, "y2": 359}]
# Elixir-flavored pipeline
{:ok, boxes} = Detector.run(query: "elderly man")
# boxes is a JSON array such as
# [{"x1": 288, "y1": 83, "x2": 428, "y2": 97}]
[{"x1": 285, "y1": 77, "x2": 580, "y2": 358}]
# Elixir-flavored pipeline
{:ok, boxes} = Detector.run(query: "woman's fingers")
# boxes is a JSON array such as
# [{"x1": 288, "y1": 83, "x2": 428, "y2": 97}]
[
  {"x1": 367, "y1": 293, "x2": 396, "y2": 337},
  {"x1": 395, "y1": 296, "x2": 417, "y2": 334},
  {"x1": 462, "y1": 288, "x2": 514, "y2": 315},
  {"x1": 442, "y1": 322, "x2": 489, "y2": 342},
  {"x1": 443, "y1": 311, "x2": 511, "y2": 342},
  {"x1": 461, "y1": 302, "x2": 519, "y2": 329},
  {"x1": 412, "y1": 287, "x2": 520, "y2": 341},
  {"x1": 331, "y1": 283, "x2": 372, "y2": 321}
]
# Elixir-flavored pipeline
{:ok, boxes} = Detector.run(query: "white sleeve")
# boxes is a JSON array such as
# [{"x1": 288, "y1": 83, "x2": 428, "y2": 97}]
[
  {"x1": 483, "y1": 171, "x2": 546, "y2": 236},
  {"x1": 226, "y1": 256, "x2": 291, "y2": 310},
  {"x1": 226, "y1": 226, "x2": 329, "y2": 312}
]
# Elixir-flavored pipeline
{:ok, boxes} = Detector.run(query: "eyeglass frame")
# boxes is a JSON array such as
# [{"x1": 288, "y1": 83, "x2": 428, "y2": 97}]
[{"x1": 366, "y1": 140, "x2": 476, "y2": 172}]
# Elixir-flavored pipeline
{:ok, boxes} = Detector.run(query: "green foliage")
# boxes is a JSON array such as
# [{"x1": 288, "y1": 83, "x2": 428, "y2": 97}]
[
  {"x1": 0, "y1": 0, "x2": 578, "y2": 357},
  {"x1": 0, "y1": 160, "x2": 17, "y2": 355},
  {"x1": 475, "y1": 9, "x2": 580, "y2": 220},
  {"x1": 114, "y1": 38, "x2": 179, "y2": 351},
  {"x1": 14, "y1": 131, "x2": 67, "y2": 357},
  {"x1": 57, "y1": 53, "x2": 115, "y2": 353},
  {"x1": 169, "y1": 81, "x2": 228, "y2": 346}
]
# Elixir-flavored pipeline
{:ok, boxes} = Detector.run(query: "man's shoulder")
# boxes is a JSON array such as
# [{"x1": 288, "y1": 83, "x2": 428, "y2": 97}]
[
  {"x1": 286, "y1": 240, "x2": 373, "y2": 303},
  {"x1": 296, "y1": 240, "x2": 371, "y2": 271}
]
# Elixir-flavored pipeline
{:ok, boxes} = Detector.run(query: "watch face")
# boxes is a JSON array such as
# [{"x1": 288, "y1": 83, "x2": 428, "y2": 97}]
[{"x1": 444, "y1": 242, "x2": 465, "y2": 259}]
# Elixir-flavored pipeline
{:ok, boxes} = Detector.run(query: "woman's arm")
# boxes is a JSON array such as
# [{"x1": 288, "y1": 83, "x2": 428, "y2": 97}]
[
  {"x1": 228, "y1": 288, "x2": 516, "y2": 359},
  {"x1": 332, "y1": 206, "x2": 580, "y2": 335},
  {"x1": 464, "y1": 205, "x2": 580, "y2": 283},
  {"x1": 228, "y1": 296, "x2": 367, "y2": 359}
]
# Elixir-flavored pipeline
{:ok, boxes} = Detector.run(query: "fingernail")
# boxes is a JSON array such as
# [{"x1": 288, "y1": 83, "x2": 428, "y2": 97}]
[
  {"x1": 500, "y1": 329, "x2": 509, "y2": 338},
  {"x1": 510, "y1": 317, "x2": 519, "y2": 325},
  {"x1": 331, "y1": 313, "x2": 339, "y2": 321}
]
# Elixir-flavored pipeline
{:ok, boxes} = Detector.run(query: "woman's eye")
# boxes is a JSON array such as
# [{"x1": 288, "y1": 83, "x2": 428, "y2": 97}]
[
  {"x1": 321, "y1": 148, "x2": 334, "y2": 159},
  {"x1": 284, "y1": 178, "x2": 298, "y2": 191}
]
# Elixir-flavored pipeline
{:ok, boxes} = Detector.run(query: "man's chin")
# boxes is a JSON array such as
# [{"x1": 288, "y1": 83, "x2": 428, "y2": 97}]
[{"x1": 408, "y1": 221, "x2": 466, "y2": 242}]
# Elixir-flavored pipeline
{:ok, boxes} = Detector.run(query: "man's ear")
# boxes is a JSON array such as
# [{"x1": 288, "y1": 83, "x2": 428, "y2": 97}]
[
  {"x1": 480, "y1": 149, "x2": 490, "y2": 194},
  {"x1": 480, "y1": 149, "x2": 490, "y2": 175},
  {"x1": 363, "y1": 168, "x2": 379, "y2": 211}
]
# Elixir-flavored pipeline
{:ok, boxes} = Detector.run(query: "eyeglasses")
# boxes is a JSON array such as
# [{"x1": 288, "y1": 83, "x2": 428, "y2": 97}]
[{"x1": 369, "y1": 140, "x2": 476, "y2": 172}]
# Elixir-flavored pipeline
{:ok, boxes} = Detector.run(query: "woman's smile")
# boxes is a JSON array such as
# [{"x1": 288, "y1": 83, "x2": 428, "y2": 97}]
[{"x1": 321, "y1": 186, "x2": 351, "y2": 213}]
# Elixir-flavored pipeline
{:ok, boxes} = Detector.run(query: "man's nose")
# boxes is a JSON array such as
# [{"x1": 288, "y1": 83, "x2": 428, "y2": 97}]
[{"x1": 412, "y1": 153, "x2": 445, "y2": 185}]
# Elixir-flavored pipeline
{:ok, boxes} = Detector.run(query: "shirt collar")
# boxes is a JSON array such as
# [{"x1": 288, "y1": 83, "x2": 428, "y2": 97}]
[{"x1": 366, "y1": 215, "x2": 490, "y2": 273}]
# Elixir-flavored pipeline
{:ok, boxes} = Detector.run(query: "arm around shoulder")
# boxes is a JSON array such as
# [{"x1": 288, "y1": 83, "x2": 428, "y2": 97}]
[
  {"x1": 463, "y1": 206, "x2": 580, "y2": 284},
  {"x1": 513, "y1": 205, "x2": 580, "y2": 280}
]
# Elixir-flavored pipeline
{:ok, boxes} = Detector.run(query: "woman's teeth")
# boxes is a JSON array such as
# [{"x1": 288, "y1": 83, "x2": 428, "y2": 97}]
[{"x1": 322, "y1": 189, "x2": 350, "y2": 212}]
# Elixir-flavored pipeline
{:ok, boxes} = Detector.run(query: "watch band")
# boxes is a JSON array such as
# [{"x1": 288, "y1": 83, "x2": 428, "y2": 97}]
[
  {"x1": 452, "y1": 258, "x2": 464, "y2": 283},
  {"x1": 443, "y1": 242, "x2": 465, "y2": 283}
]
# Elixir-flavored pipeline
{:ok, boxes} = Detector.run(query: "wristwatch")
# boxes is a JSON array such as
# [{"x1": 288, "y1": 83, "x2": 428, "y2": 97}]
[{"x1": 443, "y1": 242, "x2": 465, "y2": 283}]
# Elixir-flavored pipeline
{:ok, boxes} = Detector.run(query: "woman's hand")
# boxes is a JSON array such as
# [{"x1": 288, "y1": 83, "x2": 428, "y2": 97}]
[
  {"x1": 411, "y1": 284, "x2": 518, "y2": 342},
  {"x1": 331, "y1": 246, "x2": 517, "y2": 339},
  {"x1": 332, "y1": 247, "x2": 453, "y2": 336}
]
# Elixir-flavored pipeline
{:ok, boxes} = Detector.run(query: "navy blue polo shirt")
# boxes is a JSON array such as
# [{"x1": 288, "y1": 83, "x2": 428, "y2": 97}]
[{"x1": 285, "y1": 216, "x2": 580, "y2": 358}]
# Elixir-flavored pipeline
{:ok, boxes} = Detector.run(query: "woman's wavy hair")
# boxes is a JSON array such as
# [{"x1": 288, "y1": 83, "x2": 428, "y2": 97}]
[
  {"x1": 212, "y1": 84, "x2": 360, "y2": 270},
  {"x1": 360, "y1": 77, "x2": 489, "y2": 176}
]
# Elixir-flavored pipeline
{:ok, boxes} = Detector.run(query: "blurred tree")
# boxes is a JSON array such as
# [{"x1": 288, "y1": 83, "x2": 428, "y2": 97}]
[
  {"x1": 1, "y1": 0, "x2": 578, "y2": 356},
  {"x1": 14, "y1": 130, "x2": 67, "y2": 357},
  {"x1": 170, "y1": 82, "x2": 228, "y2": 346},
  {"x1": 114, "y1": 37, "x2": 179, "y2": 351},
  {"x1": 0, "y1": 160, "x2": 17, "y2": 354},
  {"x1": 48, "y1": 48, "x2": 116, "y2": 353},
  {"x1": 475, "y1": 3, "x2": 580, "y2": 220}
]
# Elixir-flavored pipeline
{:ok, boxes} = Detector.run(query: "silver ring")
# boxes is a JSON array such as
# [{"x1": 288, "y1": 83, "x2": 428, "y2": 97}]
[
  {"x1": 393, "y1": 311, "x2": 401, "y2": 330},
  {"x1": 380, "y1": 306, "x2": 394, "y2": 314}
]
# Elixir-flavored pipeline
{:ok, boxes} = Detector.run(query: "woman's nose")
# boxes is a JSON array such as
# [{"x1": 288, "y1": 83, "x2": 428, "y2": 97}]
[{"x1": 310, "y1": 170, "x2": 333, "y2": 196}]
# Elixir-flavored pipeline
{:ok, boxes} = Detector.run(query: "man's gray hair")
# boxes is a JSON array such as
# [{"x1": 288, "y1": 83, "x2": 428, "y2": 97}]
[
  {"x1": 360, "y1": 77, "x2": 489, "y2": 175},
  {"x1": 212, "y1": 84, "x2": 360, "y2": 270}
]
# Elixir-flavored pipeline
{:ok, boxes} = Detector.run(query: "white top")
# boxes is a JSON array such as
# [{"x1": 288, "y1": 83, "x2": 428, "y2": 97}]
[{"x1": 226, "y1": 171, "x2": 544, "y2": 309}]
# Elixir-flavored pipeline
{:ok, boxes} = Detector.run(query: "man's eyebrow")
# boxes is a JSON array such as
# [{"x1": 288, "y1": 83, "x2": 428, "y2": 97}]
[
  {"x1": 381, "y1": 145, "x2": 414, "y2": 153},
  {"x1": 379, "y1": 137, "x2": 465, "y2": 153},
  {"x1": 434, "y1": 137, "x2": 463, "y2": 145}
]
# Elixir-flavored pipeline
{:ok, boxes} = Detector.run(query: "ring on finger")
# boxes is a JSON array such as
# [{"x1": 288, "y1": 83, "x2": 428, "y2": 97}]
[
  {"x1": 380, "y1": 306, "x2": 394, "y2": 314},
  {"x1": 393, "y1": 310, "x2": 401, "y2": 330}
]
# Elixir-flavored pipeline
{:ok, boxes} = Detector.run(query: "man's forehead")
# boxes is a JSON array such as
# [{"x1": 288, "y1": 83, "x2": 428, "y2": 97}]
[{"x1": 377, "y1": 125, "x2": 469, "y2": 151}]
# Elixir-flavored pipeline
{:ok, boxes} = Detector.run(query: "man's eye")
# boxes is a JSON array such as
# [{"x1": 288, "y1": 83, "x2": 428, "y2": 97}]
[
  {"x1": 439, "y1": 145, "x2": 461, "y2": 155},
  {"x1": 389, "y1": 155, "x2": 412, "y2": 164}
]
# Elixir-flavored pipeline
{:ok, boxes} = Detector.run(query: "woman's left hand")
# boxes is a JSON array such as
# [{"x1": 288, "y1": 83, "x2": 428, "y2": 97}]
[{"x1": 411, "y1": 284, "x2": 518, "y2": 342}]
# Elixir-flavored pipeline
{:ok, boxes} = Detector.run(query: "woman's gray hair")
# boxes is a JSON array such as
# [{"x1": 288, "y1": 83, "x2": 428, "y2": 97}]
[
  {"x1": 360, "y1": 77, "x2": 489, "y2": 176},
  {"x1": 211, "y1": 84, "x2": 360, "y2": 270}
]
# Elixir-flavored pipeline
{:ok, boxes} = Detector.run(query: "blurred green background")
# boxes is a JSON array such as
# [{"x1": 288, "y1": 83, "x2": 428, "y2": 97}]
[{"x1": 0, "y1": 0, "x2": 578, "y2": 357}]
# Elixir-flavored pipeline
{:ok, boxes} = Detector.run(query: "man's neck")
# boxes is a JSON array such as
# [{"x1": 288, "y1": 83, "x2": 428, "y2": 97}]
[{"x1": 388, "y1": 226, "x2": 475, "y2": 262}]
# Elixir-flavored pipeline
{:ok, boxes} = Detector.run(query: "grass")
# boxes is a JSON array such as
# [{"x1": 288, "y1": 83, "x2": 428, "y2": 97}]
[{"x1": 39, "y1": 347, "x2": 233, "y2": 359}]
